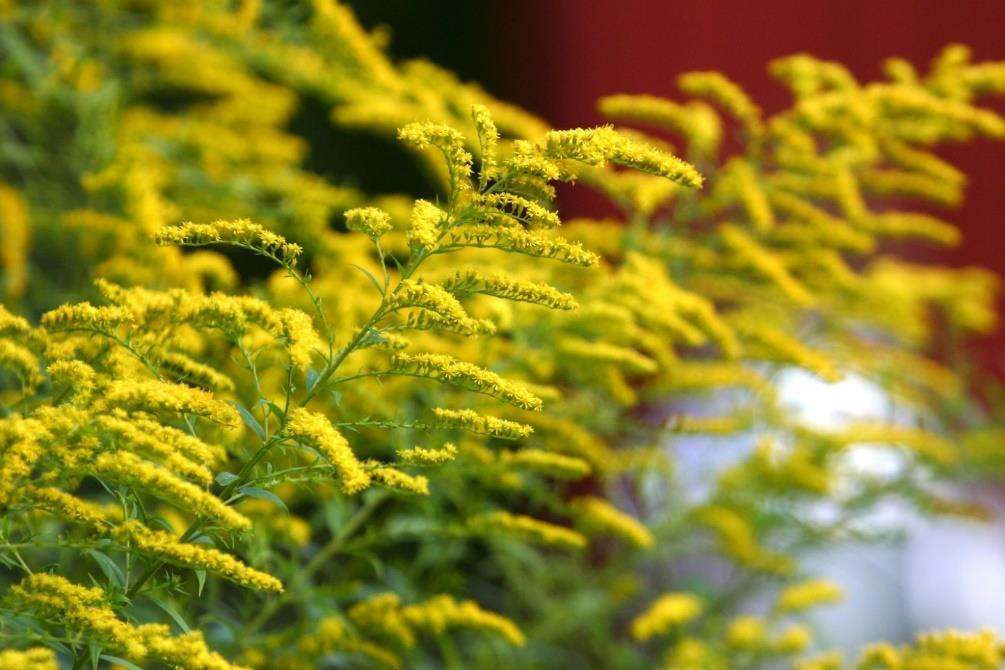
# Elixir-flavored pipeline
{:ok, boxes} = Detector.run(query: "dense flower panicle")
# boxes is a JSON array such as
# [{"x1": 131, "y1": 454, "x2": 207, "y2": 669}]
[
  {"x1": 470, "y1": 510, "x2": 587, "y2": 550},
  {"x1": 396, "y1": 442, "x2": 458, "y2": 465},
  {"x1": 7, "y1": 574, "x2": 252, "y2": 669},
  {"x1": 345, "y1": 206, "x2": 393, "y2": 241},
  {"x1": 543, "y1": 126, "x2": 704, "y2": 188},
  {"x1": 443, "y1": 268, "x2": 577, "y2": 310},
  {"x1": 855, "y1": 629, "x2": 1004, "y2": 670},
  {"x1": 397, "y1": 122, "x2": 473, "y2": 194},
  {"x1": 726, "y1": 615, "x2": 767, "y2": 649},
  {"x1": 0, "y1": 304, "x2": 30, "y2": 335},
  {"x1": 571, "y1": 496, "x2": 654, "y2": 548},
  {"x1": 369, "y1": 464, "x2": 430, "y2": 494},
  {"x1": 277, "y1": 307, "x2": 324, "y2": 370},
  {"x1": 774, "y1": 579, "x2": 843, "y2": 613},
  {"x1": 598, "y1": 94, "x2": 723, "y2": 156},
  {"x1": 0, "y1": 183, "x2": 29, "y2": 299},
  {"x1": 0, "y1": 339, "x2": 41, "y2": 388},
  {"x1": 501, "y1": 449, "x2": 591, "y2": 480},
  {"x1": 401, "y1": 595, "x2": 526, "y2": 647},
  {"x1": 727, "y1": 159, "x2": 775, "y2": 232},
  {"x1": 694, "y1": 505, "x2": 794, "y2": 574},
  {"x1": 630, "y1": 592, "x2": 704, "y2": 641},
  {"x1": 446, "y1": 224, "x2": 599, "y2": 266},
  {"x1": 113, "y1": 520, "x2": 283, "y2": 592},
  {"x1": 285, "y1": 408, "x2": 370, "y2": 493},
  {"x1": 471, "y1": 104, "x2": 499, "y2": 185},
  {"x1": 774, "y1": 625, "x2": 814, "y2": 654},
  {"x1": 431, "y1": 407, "x2": 533, "y2": 440},
  {"x1": 406, "y1": 198, "x2": 445, "y2": 253},
  {"x1": 27, "y1": 486, "x2": 117, "y2": 530},
  {"x1": 97, "y1": 379, "x2": 239, "y2": 425},
  {"x1": 392, "y1": 280, "x2": 489, "y2": 336},
  {"x1": 348, "y1": 593, "x2": 416, "y2": 646},
  {"x1": 558, "y1": 338, "x2": 659, "y2": 375},
  {"x1": 833, "y1": 422, "x2": 956, "y2": 465},
  {"x1": 153, "y1": 219, "x2": 303, "y2": 264},
  {"x1": 94, "y1": 451, "x2": 251, "y2": 530},
  {"x1": 679, "y1": 71, "x2": 765, "y2": 141},
  {"x1": 96, "y1": 411, "x2": 215, "y2": 484},
  {"x1": 8, "y1": 574, "x2": 146, "y2": 659},
  {"x1": 734, "y1": 319, "x2": 842, "y2": 383},
  {"x1": 0, "y1": 647, "x2": 58, "y2": 670},
  {"x1": 720, "y1": 224, "x2": 815, "y2": 306},
  {"x1": 0, "y1": 417, "x2": 49, "y2": 505},
  {"x1": 391, "y1": 352, "x2": 543, "y2": 410},
  {"x1": 477, "y1": 192, "x2": 561, "y2": 229},
  {"x1": 40, "y1": 302, "x2": 133, "y2": 331}
]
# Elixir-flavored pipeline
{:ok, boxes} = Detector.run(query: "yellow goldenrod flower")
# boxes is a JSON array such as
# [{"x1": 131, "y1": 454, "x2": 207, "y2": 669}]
[
  {"x1": 431, "y1": 407, "x2": 532, "y2": 441},
  {"x1": 401, "y1": 594, "x2": 526, "y2": 646},
  {"x1": 470, "y1": 510, "x2": 586, "y2": 550},
  {"x1": 397, "y1": 122, "x2": 473, "y2": 195},
  {"x1": 0, "y1": 304, "x2": 30, "y2": 335},
  {"x1": 368, "y1": 464, "x2": 429, "y2": 494},
  {"x1": 630, "y1": 592, "x2": 703, "y2": 641},
  {"x1": 726, "y1": 615, "x2": 767, "y2": 649},
  {"x1": 0, "y1": 647, "x2": 58, "y2": 670},
  {"x1": 0, "y1": 339, "x2": 41, "y2": 388},
  {"x1": 94, "y1": 450, "x2": 250, "y2": 529},
  {"x1": 774, "y1": 624, "x2": 814, "y2": 654},
  {"x1": 348, "y1": 592, "x2": 416, "y2": 647},
  {"x1": 406, "y1": 198, "x2": 445, "y2": 253},
  {"x1": 720, "y1": 224, "x2": 815, "y2": 306},
  {"x1": 97, "y1": 379, "x2": 239, "y2": 426},
  {"x1": 795, "y1": 651, "x2": 844, "y2": 670},
  {"x1": 597, "y1": 94, "x2": 723, "y2": 157},
  {"x1": 501, "y1": 449, "x2": 591, "y2": 480},
  {"x1": 477, "y1": 192, "x2": 561, "y2": 229},
  {"x1": 114, "y1": 520, "x2": 283, "y2": 592},
  {"x1": 397, "y1": 442, "x2": 458, "y2": 465},
  {"x1": 0, "y1": 182, "x2": 29, "y2": 298},
  {"x1": 41, "y1": 302, "x2": 133, "y2": 331},
  {"x1": 558, "y1": 338, "x2": 658, "y2": 375},
  {"x1": 442, "y1": 267, "x2": 577, "y2": 310},
  {"x1": 0, "y1": 417, "x2": 48, "y2": 505},
  {"x1": 27, "y1": 486, "x2": 116, "y2": 531},
  {"x1": 775, "y1": 578, "x2": 843, "y2": 613},
  {"x1": 471, "y1": 104, "x2": 499, "y2": 186},
  {"x1": 446, "y1": 224, "x2": 599, "y2": 266},
  {"x1": 679, "y1": 71, "x2": 764, "y2": 142},
  {"x1": 391, "y1": 352, "x2": 542, "y2": 411},
  {"x1": 8, "y1": 573, "x2": 147, "y2": 659},
  {"x1": 153, "y1": 219, "x2": 303, "y2": 265},
  {"x1": 571, "y1": 496, "x2": 653, "y2": 549},
  {"x1": 286, "y1": 408, "x2": 370, "y2": 493},
  {"x1": 345, "y1": 206, "x2": 393, "y2": 241},
  {"x1": 543, "y1": 126, "x2": 703, "y2": 188},
  {"x1": 392, "y1": 280, "x2": 488, "y2": 336}
]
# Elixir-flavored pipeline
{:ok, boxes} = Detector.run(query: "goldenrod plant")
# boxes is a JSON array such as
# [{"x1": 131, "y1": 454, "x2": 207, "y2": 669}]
[{"x1": 1, "y1": 1, "x2": 1004, "y2": 668}]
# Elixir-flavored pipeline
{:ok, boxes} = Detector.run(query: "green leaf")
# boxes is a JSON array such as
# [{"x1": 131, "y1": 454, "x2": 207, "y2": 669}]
[
  {"x1": 87, "y1": 549, "x2": 124, "y2": 589},
  {"x1": 231, "y1": 402, "x2": 266, "y2": 441},
  {"x1": 100, "y1": 656, "x2": 144, "y2": 670},
  {"x1": 195, "y1": 569, "x2": 207, "y2": 597},
  {"x1": 351, "y1": 263, "x2": 385, "y2": 297},
  {"x1": 238, "y1": 486, "x2": 289, "y2": 513},
  {"x1": 146, "y1": 594, "x2": 192, "y2": 632},
  {"x1": 215, "y1": 471, "x2": 240, "y2": 487}
]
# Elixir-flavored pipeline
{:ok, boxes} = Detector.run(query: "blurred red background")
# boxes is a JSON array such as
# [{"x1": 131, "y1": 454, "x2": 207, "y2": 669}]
[{"x1": 490, "y1": 0, "x2": 1005, "y2": 383}]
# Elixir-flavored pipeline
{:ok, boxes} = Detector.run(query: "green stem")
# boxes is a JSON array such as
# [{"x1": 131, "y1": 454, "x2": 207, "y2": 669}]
[{"x1": 242, "y1": 491, "x2": 390, "y2": 639}]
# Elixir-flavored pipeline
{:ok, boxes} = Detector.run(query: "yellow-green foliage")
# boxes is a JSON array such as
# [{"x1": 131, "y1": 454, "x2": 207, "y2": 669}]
[{"x1": 0, "y1": 2, "x2": 1004, "y2": 669}]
